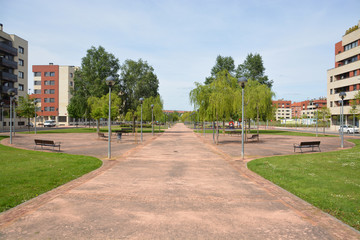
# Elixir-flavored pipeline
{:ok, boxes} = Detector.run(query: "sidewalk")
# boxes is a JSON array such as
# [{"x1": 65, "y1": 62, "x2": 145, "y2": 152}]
[{"x1": 0, "y1": 123, "x2": 358, "y2": 239}]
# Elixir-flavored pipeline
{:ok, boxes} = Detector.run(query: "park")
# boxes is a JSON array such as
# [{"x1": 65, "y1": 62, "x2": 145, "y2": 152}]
[{"x1": 0, "y1": 122, "x2": 359, "y2": 239}]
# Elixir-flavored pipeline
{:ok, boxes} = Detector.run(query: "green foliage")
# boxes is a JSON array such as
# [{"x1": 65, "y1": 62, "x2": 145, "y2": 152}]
[
  {"x1": 205, "y1": 55, "x2": 235, "y2": 85},
  {"x1": 135, "y1": 96, "x2": 163, "y2": 122},
  {"x1": 0, "y1": 136, "x2": 101, "y2": 212},
  {"x1": 68, "y1": 46, "x2": 120, "y2": 119},
  {"x1": 236, "y1": 53, "x2": 273, "y2": 88},
  {"x1": 345, "y1": 24, "x2": 359, "y2": 35},
  {"x1": 16, "y1": 95, "x2": 35, "y2": 119},
  {"x1": 120, "y1": 59, "x2": 159, "y2": 115},
  {"x1": 248, "y1": 139, "x2": 360, "y2": 231}
]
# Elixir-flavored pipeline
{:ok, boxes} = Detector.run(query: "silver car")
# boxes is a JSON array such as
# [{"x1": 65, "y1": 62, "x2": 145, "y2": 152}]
[
  {"x1": 44, "y1": 120, "x2": 56, "y2": 127},
  {"x1": 339, "y1": 125, "x2": 359, "y2": 134}
]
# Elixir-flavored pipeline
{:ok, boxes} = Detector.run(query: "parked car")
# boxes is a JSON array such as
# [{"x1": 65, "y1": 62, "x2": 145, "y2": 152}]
[
  {"x1": 44, "y1": 120, "x2": 56, "y2": 127},
  {"x1": 339, "y1": 125, "x2": 359, "y2": 134},
  {"x1": 26, "y1": 122, "x2": 34, "y2": 127}
]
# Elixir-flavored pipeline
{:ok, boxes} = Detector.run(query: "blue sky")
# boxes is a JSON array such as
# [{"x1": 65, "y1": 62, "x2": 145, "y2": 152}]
[{"x1": 2, "y1": 0, "x2": 360, "y2": 110}]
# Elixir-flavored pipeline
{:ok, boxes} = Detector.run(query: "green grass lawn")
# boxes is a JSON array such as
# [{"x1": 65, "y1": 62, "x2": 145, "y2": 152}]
[
  {"x1": 248, "y1": 139, "x2": 360, "y2": 230},
  {"x1": 23, "y1": 127, "x2": 164, "y2": 134},
  {"x1": 0, "y1": 136, "x2": 102, "y2": 213},
  {"x1": 194, "y1": 129, "x2": 335, "y2": 137}
]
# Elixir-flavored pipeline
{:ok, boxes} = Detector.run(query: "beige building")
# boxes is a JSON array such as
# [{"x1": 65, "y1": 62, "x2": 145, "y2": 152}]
[
  {"x1": 32, "y1": 64, "x2": 77, "y2": 126},
  {"x1": 327, "y1": 21, "x2": 360, "y2": 129},
  {"x1": 0, "y1": 24, "x2": 28, "y2": 129}
]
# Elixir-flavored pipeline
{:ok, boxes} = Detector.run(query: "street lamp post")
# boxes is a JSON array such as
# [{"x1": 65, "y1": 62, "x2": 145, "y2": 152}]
[
  {"x1": 7, "y1": 89, "x2": 16, "y2": 144},
  {"x1": 151, "y1": 104, "x2": 154, "y2": 136},
  {"x1": 34, "y1": 101, "x2": 37, "y2": 134},
  {"x1": 1, "y1": 102, "x2": 4, "y2": 132},
  {"x1": 238, "y1": 77, "x2": 248, "y2": 160},
  {"x1": 139, "y1": 98, "x2": 144, "y2": 142},
  {"x1": 315, "y1": 104, "x2": 319, "y2": 137},
  {"x1": 106, "y1": 76, "x2": 115, "y2": 159},
  {"x1": 339, "y1": 92, "x2": 346, "y2": 148}
]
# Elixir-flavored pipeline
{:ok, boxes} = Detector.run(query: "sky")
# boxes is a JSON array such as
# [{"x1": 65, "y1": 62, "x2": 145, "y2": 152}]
[{"x1": 1, "y1": 0, "x2": 360, "y2": 111}]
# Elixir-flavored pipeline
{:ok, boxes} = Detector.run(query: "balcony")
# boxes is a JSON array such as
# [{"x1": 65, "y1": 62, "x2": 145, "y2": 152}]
[
  {"x1": 0, "y1": 42, "x2": 18, "y2": 56},
  {"x1": 0, "y1": 71, "x2": 18, "y2": 82},
  {"x1": 0, "y1": 57, "x2": 17, "y2": 69},
  {"x1": 0, "y1": 85, "x2": 18, "y2": 95}
]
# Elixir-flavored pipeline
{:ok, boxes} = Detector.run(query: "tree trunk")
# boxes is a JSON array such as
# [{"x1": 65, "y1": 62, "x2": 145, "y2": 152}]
[
  {"x1": 223, "y1": 119, "x2": 225, "y2": 135},
  {"x1": 257, "y1": 106, "x2": 259, "y2": 135},
  {"x1": 212, "y1": 120, "x2": 215, "y2": 144},
  {"x1": 96, "y1": 119, "x2": 100, "y2": 133},
  {"x1": 216, "y1": 113, "x2": 219, "y2": 145},
  {"x1": 132, "y1": 115, "x2": 136, "y2": 134}
]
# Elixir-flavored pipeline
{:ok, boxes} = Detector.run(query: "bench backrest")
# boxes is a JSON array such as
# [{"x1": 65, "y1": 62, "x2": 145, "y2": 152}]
[
  {"x1": 300, "y1": 141, "x2": 320, "y2": 146},
  {"x1": 35, "y1": 139, "x2": 55, "y2": 144}
]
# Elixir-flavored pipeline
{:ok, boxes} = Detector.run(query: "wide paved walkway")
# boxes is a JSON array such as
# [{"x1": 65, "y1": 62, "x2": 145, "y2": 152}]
[{"x1": 0, "y1": 124, "x2": 358, "y2": 239}]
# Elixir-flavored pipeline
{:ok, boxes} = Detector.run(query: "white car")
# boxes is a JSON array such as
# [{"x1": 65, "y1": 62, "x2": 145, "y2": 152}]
[
  {"x1": 44, "y1": 120, "x2": 56, "y2": 127},
  {"x1": 339, "y1": 125, "x2": 359, "y2": 134}
]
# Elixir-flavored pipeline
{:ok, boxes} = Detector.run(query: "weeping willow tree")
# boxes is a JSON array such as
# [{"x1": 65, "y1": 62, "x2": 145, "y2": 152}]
[
  {"x1": 243, "y1": 80, "x2": 275, "y2": 135},
  {"x1": 190, "y1": 70, "x2": 239, "y2": 144}
]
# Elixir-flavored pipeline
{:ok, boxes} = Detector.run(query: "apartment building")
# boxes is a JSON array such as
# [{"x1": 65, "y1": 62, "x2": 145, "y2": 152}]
[
  {"x1": 291, "y1": 99, "x2": 327, "y2": 119},
  {"x1": 327, "y1": 21, "x2": 360, "y2": 129},
  {"x1": 0, "y1": 24, "x2": 28, "y2": 128},
  {"x1": 32, "y1": 64, "x2": 77, "y2": 126},
  {"x1": 273, "y1": 99, "x2": 292, "y2": 120}
]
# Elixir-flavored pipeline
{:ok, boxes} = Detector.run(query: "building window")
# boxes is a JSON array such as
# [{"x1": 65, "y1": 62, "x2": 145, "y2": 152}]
[
  {"x1": 354, "y1": 85, "x2": 358, "y2": 91},
  {"x1": 354, "y1": 70, "x2": 358, "y2": 76},
  {"x1": 45, "y1": 72, "x2": 55, "y2": 77},
  {"x1": 19, "y1": 59, "x2": 24, "y2": 66},
  {"x1": 330, "y1": 101, "x2": 333, "y2": 107},
  {"x1": 344, "y1": 40, "x2": 358, "y2": 51},
  {"x1": 44, "y1": 80, "x2": 55, "y2": 85},
  {"x1": 44, "y1": 89, "x2": 55, "y2": 94},
  {"x1": 35, "y1": 98, "x2": 41, "y2": 103},
  {"x1": 70, "y1": 73, "x2": 73, "y2": 78},
  {"x1": 18, "y1": 84, "x2": 24, "y2": 91},
  {"x1": 34, "y1": 81, "x2": 41, "y2": 85},
  {"x1": 70, "y1": 81, "x2": 73, "y2": 86},
  {"x1": 44, "y1": 98, "x2": 55, "y2": 103},
  {"x1": 330, "y1": 89, "x2": 333, "y2": 94},
  {"x1": 34, "y1": 72, "x2": 41, "y2": 77},
  {"x1": 34, "y1": 89, "x2": 41, "y2": 94},
  {"x1": 330, "y1": 76, "x2": 333, "y2": 82},
  {"x1": 18, "y1": 71, "x2": 24, "y2": 79},
  {"x1": 18, "y1": 46, "x2": 24, "y2": 54}
]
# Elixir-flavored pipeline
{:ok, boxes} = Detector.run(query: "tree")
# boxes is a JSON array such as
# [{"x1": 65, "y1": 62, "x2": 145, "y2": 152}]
[
  {"x1": 318, "y1": 107, "x2": 331, "y2": 135},
  {"x1": 135, "y1": 95, "x2": 163, "y2": 122},
  {"x1": 236, "y1": 53, "x2": 273, "y2": 88},
  {"x1": 205, "y1": 55, "x2": 235, "y2": 85},
  {"x1": 88, "y1": 93, "x2": 121, "y2": 133},
  {"x1": 68, "y1": 46, "x2": 120, "y2": 120},
  {"x1": 16, "y1": 95, "x2": 35, "y2": 131},
  {"x1": 241, "y1": 80, "x2": 274, "y2": 134},
  {"x1": 120, "y1": 59, "x2": 159, "y2": 130}
]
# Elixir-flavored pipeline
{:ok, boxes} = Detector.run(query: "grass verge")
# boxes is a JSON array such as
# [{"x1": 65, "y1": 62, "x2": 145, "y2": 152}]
[
  {"x1": 248, "y1": 139, "x2": 360, "y2": 230},
  {"x1": 22, "y1": 127, "x2": 164, "y2": 134},
  {"x1": 0, "y1": 136, "x2": 102, "y2": 213},
  {"x1": 194, "y1": 129, "x2": 335, "y2": 137}
]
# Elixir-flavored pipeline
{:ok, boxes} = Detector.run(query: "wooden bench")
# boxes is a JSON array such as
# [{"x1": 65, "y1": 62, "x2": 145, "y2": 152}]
[
  {"x1": 247, "y1": 134, "x2": 259, "y2": 142},
  {"x1": 34, "y1": 139, "x2": 61, "y2": 151},
  {"x1": 98, "y1": 132, "x2": 107, "y2": 139},
  {"x1": 294, "y1": 141, "x2": 321, "y2": 153}
]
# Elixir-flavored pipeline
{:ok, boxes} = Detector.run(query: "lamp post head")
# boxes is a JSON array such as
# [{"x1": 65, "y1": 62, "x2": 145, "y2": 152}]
[
  {"x1": 151, "y1": 104, "x2": 154, "y2": 109},
  {"x1": 7, "y1": 88, "x2": 16, "y2": 97},
  {"x1": 237, "y1": 77, "x2": 247, "y2": 88},
  {"x1": 339, "y1": 91, "x2": 346, "y2": 100},
  {"x1": 139, "y1": 98, "x2": 144, "y2": 104},
  {"x1": 105, "y1": 76, "x2": 115, "y2": 87}
]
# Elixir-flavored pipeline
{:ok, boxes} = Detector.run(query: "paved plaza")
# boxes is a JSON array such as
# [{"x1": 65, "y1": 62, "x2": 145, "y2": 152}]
[{"x1": 0, "y1": 123, "x2": 359, "y2": 239}]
